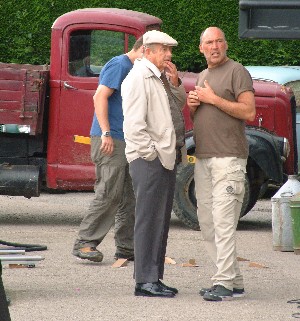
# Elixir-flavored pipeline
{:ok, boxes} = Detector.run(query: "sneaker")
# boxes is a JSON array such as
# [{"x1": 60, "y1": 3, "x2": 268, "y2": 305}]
[
  {"x1": 202, "y1": 285, "x2": 233, "y2": 301},
  {"x1": 200, "y1": 285, "x2": 245, "y2": 298},
  {"x1": 73, "y1": 247, "x2": 103, "y2": 262},
  {"x1": 232, "y1": 288, "x2": 245, "y2": 298},
  {"x1": 114, "y1": 252, "x2": 134, "y2": 261},
  {"x1": 199, "y1": 285, "x2": 217, "y2": 296}
]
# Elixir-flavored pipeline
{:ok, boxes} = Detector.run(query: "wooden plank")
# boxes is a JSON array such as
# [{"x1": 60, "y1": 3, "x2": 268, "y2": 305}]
[
  {"x1": 0, "y1": 80, "x2": 23, "y2": 91},
  {"x1": 0, "y1": 90, "x2": 23, "y2": 102},
  {"x1": 0, "y1": 68, "x2": 26, "y2": 81}
]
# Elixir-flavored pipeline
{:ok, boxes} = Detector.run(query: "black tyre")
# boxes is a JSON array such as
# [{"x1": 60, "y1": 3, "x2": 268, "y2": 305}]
[
  {"x1": 241, "y1": 160, "x2": 266, "y2": 217},
  {"x1": 240, "y1": 174, "x2": 250, "y2": 217},
  {"x1": 173, "y1": 163, "x2": 199, "y2": 230},
  {"x1": 173, "y1": 163, "x2": 259, "y2": 230},
  {"x1": 240, "y1": 173, "x2": 262, "y2": 218}
]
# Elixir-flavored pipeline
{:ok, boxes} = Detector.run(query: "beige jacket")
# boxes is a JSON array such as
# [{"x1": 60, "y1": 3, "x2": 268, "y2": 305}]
[{"x1": 121, "y1": 58, "x2": 186, "y2": 170}]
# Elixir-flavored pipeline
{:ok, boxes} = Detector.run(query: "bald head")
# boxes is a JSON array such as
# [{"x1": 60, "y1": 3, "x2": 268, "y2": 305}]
[{"x1": 200, "y1": 27, "x2": 226, "y2": 44}]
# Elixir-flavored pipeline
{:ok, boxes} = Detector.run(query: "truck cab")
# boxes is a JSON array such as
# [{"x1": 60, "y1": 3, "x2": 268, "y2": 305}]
[{"x1": 47, "y1": 8, "x2": 161, "y2": 190}]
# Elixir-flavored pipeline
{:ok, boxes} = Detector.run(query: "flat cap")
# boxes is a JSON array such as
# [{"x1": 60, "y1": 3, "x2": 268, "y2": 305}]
[{"x1": 143, "y1": 30, "x2": 178, "y2": 47}]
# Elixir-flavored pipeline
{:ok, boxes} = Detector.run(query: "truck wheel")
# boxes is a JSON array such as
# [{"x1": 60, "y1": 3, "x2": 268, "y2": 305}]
[
  {"x1": 240, "y1": 174, "x2": 261, "y2": 217},
  {"x1": 240, "y1": 174, "x2": 250, "y2": 217},
  {"x1": 173, "y1": 163, "x2": 200, "y2": 230},
  {"x1": 173, "y1": 164, "x2": 256, "y2": 230}
]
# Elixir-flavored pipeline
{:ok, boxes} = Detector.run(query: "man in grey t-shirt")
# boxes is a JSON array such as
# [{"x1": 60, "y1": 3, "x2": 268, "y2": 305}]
[{"x1": 187, "y1": 27, "x2": 256, "y2": 302}]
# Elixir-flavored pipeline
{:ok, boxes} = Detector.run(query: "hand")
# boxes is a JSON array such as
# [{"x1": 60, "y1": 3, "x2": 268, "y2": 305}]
[
  {"x1": 100, "y1": 136, "x2": 114, "y2": 155},
  {"x1": 187, "y1": 90, "x2": 200, "y2": 113},
  {"x1": 195, "y1": 80, "x2": 216, "y2": 105},
  {"x1": 164, "y1": 61, "x2": 179, "y2": 87}
]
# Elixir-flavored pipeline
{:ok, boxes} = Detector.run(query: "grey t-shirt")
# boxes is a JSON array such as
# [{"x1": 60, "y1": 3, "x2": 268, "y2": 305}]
[{"x1": 193, "y1": 59, "x2": 254, "y2": 159}]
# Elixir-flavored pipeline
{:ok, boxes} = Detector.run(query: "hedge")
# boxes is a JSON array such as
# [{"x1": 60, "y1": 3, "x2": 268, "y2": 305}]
[{"x1": 0, "y1": 0, "x2": 299, "y2": 72}]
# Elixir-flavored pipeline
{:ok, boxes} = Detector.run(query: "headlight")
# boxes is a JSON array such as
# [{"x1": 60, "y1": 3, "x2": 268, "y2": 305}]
[
  {"x1": 17, "y1": 125, "x2": 31, "y2": 134},
  {"x1": 274, "y1": 136, "x2": 290, "y2": 162},
  {"x1": 282, "y1": 137, "x2": 290, "y2": 160}
]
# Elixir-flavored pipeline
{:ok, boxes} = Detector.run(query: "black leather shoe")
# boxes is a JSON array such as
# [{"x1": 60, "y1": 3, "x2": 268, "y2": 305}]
[
  {"x1": 158, "y1": 280, "x2": 178, "y2": 294},
  {"x1": 135, "y1": 282, "x2": 175, "y2": 298}
]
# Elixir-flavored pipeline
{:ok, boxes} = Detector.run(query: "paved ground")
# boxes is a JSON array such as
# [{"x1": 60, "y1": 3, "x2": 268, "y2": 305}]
[{"x1": 0, "y1": 192, "x2": 300, "y2": 321}]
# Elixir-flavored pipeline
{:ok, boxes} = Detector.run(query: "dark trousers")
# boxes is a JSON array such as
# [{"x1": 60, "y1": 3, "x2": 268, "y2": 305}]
[
  {"x1": 0, "y1": 261, "x2": 11, "y2": 321},
  {"x1": 129, "y1": 157, "x2": 176, "y2": 283}
]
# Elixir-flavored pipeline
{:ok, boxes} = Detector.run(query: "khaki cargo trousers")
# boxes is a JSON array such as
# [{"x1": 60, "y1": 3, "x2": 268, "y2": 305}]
[
  {"x1": 194, "y1": 157, "x2": 247, "y2": 290},
  {"x1": 74, "y1": 137, "x2": 135, "y2": 256}
]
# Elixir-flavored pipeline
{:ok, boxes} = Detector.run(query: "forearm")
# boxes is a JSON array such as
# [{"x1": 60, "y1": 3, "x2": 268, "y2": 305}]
[
  {"x1": 211, "y1": 95, "x2": 255, "y2": 121},
  {"x1": 170, "y1": 82, "x2": 187, "y2": 110},
  {"x1": 212, "y1": 90, "x2": 256, "y2": 121},
  {"x1": 95, "y1": 99, "x2": 110, "y2": 131}
]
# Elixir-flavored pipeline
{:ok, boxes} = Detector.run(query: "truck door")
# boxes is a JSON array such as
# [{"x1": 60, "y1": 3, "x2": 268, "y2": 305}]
[{"x1": 47, "y1": 26, "x2": 137, "y2": 189}]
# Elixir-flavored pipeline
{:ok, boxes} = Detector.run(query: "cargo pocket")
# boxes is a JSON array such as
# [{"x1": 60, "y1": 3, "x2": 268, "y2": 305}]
[{"x1": 225, "y1": 165, "x2": 246, "y2": 202}]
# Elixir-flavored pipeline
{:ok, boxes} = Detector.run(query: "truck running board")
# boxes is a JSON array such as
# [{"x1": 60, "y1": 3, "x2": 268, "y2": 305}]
[{"x1": 0, "y1": 164, "x2": 41, "y2": 198}]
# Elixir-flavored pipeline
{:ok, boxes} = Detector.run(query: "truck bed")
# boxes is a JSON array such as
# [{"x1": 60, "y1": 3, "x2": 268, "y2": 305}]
[{"x1": 0, "y1": 62, "x2": 49, "y2": 135}]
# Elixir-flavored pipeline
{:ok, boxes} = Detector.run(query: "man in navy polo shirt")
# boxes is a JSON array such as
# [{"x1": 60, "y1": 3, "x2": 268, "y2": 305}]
[{"x1": 72, "y1": 37, "x2": 143, "y2": 263}]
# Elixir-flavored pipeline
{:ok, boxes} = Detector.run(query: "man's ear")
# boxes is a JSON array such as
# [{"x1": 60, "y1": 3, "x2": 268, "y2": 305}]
[
  {"x1": 143, "y1": 46, "x2": 151, "y2": 55},
  {"x1": 199, "y1": 44, "x2": 203, "y2": 53}
]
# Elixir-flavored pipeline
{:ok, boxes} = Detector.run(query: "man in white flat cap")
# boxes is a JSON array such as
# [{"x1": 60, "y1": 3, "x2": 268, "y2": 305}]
[{"x1": 121, "y1": 30, "x2": 186, "y2": 298}]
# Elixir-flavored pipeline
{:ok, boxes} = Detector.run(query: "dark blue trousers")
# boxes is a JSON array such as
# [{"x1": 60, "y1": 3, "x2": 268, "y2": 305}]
[{"x1": 0, "y1": 261, "x2": 11, "y2": 321}]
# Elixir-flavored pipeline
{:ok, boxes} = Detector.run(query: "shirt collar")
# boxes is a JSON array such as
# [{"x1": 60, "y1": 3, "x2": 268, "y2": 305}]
[{"x1": 141, "y1": 57, "x2": 162, "y2": 78}]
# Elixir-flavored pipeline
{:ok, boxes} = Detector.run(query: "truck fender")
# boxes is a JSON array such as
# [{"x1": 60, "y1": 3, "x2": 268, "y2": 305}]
[
  {"x1": 246, "y1": 127, "x2": 284, "y2": 183},
  {"x1": 185, "y1": 129, "x2": 284, "y2": 184}
]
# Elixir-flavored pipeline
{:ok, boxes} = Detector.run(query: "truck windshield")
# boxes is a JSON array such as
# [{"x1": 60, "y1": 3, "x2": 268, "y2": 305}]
[{"x1": 68, "y1": 29, "x2": 136, "y2": 77}]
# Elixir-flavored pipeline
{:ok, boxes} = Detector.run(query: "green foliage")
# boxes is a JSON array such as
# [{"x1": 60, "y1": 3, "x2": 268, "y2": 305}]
[{"x1": 1, "y1": 0, "x2": 300, "y2": 71}]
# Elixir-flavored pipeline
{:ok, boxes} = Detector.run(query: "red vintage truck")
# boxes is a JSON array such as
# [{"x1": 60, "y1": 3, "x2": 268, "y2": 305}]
[{"x1": 0, "y1": 8, "x2": 296, "y2": 230}]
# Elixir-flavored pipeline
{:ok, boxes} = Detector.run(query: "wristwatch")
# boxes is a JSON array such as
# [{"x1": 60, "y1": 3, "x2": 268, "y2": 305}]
[{"x1": 102, "y1": 131, "x2": 111, "y2": 137}]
